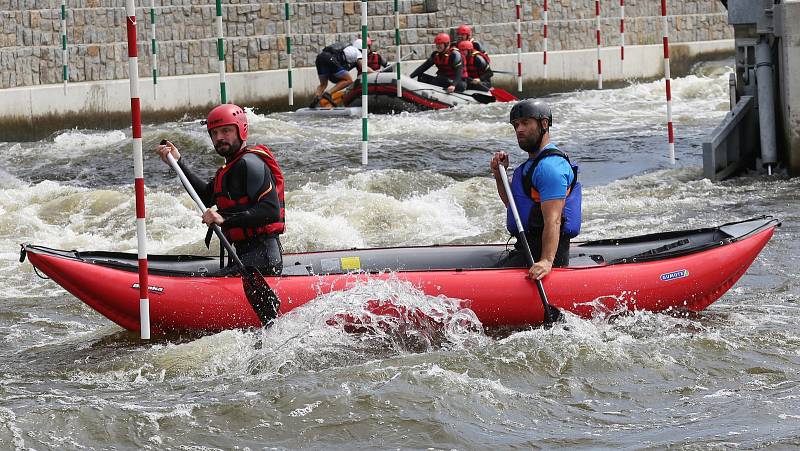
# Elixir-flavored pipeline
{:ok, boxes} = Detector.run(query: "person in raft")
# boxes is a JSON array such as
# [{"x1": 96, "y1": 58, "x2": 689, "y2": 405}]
[
  {"x1": 490, "y1": 99, "x2": 582, "y2": 278},
  {"x1": 408, "y1": 33, "x2": 466, "y2": 93},
  {"x1": 154, "y1": 104, "x2": 286, "y2": 276},
  {"x1": 457, "y1": 40, "x2": 491, "y2": 92},
  {"x1": 453, "y1": 24, "x2": 485, "y2": 53},
  {"x1": 354, "y1": 38, "x2": 388, "y2": 73},
  {"x1": 311, "y1": 42, "x2": 371, "y2": 108}
]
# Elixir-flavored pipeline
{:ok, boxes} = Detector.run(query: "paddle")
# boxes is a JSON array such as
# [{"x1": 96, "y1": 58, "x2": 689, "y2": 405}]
[
  {"x1": 496, "y1": 166, "x2": 564, "y2": 326},
  {"x1": 160, "y1": 141, "x2": 280, "y2": 326},
  {"x1": 489, "y1": 87, "x2": 518, "y2": 102},
  {"x1": 468, "y1": 91, "x2": 496, "y2": 104},
  {"x1": 379, "y1": 49, "x2": 417, "y2": 73}
]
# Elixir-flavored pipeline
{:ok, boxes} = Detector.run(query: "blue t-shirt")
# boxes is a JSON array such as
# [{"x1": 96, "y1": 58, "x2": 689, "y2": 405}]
[{"x1": 529, "y1": 143, "x2": 574, "y2": 201}]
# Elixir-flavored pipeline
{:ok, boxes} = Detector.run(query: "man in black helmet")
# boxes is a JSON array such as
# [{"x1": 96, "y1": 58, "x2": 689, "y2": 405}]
[{"x1": 490, "y1": 99, "x2": 582, "y2": 279}]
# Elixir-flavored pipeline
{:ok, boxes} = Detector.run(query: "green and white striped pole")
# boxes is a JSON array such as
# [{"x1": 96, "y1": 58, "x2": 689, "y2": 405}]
[
  {"x1": 150, "y1": 0, "x2": 158, "y2": 99},
  {"x1": 361, "y1": 0, "x2": 368, "y2": 165},
  {"x1": 394, "y1": 0, "x2": 402, "y2": 97},
  {"x1": 285, "y1": 0, "x2": 293, "y2": 106},
  {"x1": 215, "y1": 0, "x2": 227, "y2": 103},
  {"x1": 61, "y1": 0, "x2": 67, "y2": 94}
]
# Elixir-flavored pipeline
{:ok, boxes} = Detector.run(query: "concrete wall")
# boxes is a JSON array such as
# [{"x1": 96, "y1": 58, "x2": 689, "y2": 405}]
[
  {"x1": 776, "y1": 0, "x2": 800, "y2": 176},
  {"x1": 1, "y1": 0, "x2": 730, "y2": 88}
]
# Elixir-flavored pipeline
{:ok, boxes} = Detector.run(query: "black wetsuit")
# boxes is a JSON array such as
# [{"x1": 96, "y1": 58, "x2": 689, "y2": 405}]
[
  {"x1": 409, "y1": 50, "x2": 466, "y2": 92},
  {"x1": 178, "y1": 152, "x2": 283, "y2": 275}
]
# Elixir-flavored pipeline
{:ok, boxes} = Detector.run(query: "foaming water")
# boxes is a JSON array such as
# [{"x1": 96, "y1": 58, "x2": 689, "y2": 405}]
[{"x1": 3, "y1": 61, "x2": 800, "y2": 448}]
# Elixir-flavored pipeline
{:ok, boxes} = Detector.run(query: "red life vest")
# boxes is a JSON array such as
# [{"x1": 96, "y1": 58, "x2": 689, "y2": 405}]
[
  {"x1": 463, "y1": 51, "x2": 488, "y2": 79},
  {"x1": 367, "y1": 52, "x2": 382, "y2": 71},
  {"x1": 432, "y1": 48, "x2": 461, "y2": 79},
  {"x1": 212, "y1": 145, "x2": 285, "y2": 242}
]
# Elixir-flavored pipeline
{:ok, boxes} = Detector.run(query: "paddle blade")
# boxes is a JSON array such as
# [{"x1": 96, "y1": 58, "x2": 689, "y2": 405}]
[
  {"x1": 542, "y1": 304, "x2": 565, "y2": 328},
  {"x1": 489, "y1": 87, "x2": 518, "y2": 102},
  {"x1": 241, "y1": 267, "x2": 280, "y2": 325},
  {"x1": 470, "y1": 92, "x2": 496, "y2": 104}
]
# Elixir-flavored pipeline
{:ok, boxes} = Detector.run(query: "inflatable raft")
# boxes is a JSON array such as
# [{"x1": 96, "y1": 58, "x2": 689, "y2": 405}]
[
  {"x1": 20, "y1": 217, "x2": 778, "y2": 334},
  {"x1": 341, "y1": 72, "x2": 513, "y2": 112}
]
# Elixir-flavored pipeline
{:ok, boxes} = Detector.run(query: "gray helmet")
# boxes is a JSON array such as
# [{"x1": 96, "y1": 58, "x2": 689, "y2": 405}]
[{"x1": 509, "y1": 99, "x2": 553, "y2": 126}]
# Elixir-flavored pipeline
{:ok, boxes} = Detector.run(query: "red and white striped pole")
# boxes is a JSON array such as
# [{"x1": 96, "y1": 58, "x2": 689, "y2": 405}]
[
  {"x1": 661, "y1": 0, "x2": 675, "y2": 163},
  {"x1": 543, "y1": 0, "x2": 548, "y2": 79},
  {"x1": 619, "y1": 0, "x2": 625, "y2": 73},
  {"x1": 516, "y1": 0, "x2": 522, "y2": 92},
  {"x1": 125, "y1": 0, "x2": 151, "y2": 339},
  {"x1": 595, "y1": 0, "x2": 602, "y2": 89}
]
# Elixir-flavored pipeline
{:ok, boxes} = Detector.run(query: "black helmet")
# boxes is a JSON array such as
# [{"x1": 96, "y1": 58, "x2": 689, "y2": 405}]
[{"x1": 509, "y1": 99, "x2": 553, "y2": 127}]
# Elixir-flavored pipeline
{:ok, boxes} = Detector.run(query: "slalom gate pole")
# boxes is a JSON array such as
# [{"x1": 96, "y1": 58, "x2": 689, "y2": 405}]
[
  {"x1": 619, "y1": 0, "x2": 625, "y2": 73},
  {"x1": 661, "y1": 0, "x2": 675, "y2": 164},
  {"x1": 516, "y1": 0, "x2": 522, "y2": 92},
  {"x1": 595, "y1": 0, "x2": 602, "y2": 89},
  {"x1": 125, "y1": 0, "x2": 150, "y2": 340},
  {"x1": 215, "y1": 0, "x2": 227, "y2": 103},
  {"x1": 285, "y1": 0, "x2": 293, "y2": 106},
  {"x1": 394, "y1": 0, "x2": 402, "y2": 97},
  {"x1": 61, "y1": 0, "x2": 67, "y2": 94},
  {"x1": 361, "y1": 0, "x2": 369, "y2": 165},
  {"x1": 150, "y1": 0, "x2": 158, "y2": 99},
  {"x1": 543, "y1": 0, "x2": 548, "y2": 79}
]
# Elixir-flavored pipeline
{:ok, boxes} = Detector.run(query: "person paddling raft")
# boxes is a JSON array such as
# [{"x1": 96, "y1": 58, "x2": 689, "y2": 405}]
[
  {"x1": 454, "y1": 23, "x2": 485, "y2": 53},
  {"x1": 491, "y1": 99, "x2": 582, "y2": 278},
  {"x1": 154, "y1": 104, "x2": 286, "y2": 276},
  {"x1": 409, "y1": 32, "x2": 466, "y2": 93},
  {"x1": 457, "y1": 40, "x2": 491, "y2": 92}
]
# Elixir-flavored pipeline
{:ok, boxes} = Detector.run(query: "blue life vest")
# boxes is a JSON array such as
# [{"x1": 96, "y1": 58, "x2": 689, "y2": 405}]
[{"x1": 505, "y1": 145, "x2": 582, "y2": 238}]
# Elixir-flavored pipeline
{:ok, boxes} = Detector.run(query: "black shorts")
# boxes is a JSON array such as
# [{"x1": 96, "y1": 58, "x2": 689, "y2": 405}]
[{"x1": 315, "y1": 52, "x2": 348, "y2": 82}]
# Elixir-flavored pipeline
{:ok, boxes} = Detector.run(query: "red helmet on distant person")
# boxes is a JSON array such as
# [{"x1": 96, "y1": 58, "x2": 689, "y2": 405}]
[
  {"x1": 434, "y1": 33, "x2": 451, "y2": 45},
  {"x1": 456, "y1": 24, "x2": 472, "y2": 37},
  {"x1": 206, "y1": 104, "x2": 248, "y2": 142},
  {"x1": 457, "y1": 40, "x2": 474, "y2": 52}
]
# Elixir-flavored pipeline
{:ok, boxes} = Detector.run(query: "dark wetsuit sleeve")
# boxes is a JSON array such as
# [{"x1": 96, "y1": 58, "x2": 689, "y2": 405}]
[
  {"x1": 176, "y1": 157, "x2": 214, "y2": 207},
  {"x1": 379, "y1": 54, "x2": 388, "y2": 68},
  {"x1": 475, "y1": 56, "x2": 488, "y2": 74},
  {"x1": 450, "y1": 51, "x2": 464, "y2": 85},
  {"x1": 219, "y1": 154, "x2": 281, "y2": 228},
  {"x1": 409, "y1": 54, "x2": 436, "y2": 78}
]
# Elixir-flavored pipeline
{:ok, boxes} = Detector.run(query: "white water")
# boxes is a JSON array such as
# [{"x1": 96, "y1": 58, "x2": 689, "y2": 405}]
[{"x1": 2, "y1": 63, "x2": 800, "y2": 449}]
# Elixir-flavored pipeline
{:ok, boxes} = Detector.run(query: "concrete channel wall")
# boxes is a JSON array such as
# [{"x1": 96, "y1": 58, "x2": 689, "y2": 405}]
[{"x1": 0, "y1": 0, "x2": 733, "y2": 139}]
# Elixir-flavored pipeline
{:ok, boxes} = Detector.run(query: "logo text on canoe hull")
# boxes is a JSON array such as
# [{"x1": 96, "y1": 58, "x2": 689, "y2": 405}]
[
  {"x1": 660, "y1": 269, "x2": 689, "y2": 281},
  {"x1": 131, "y1": 283, "x2": 165, "y2": 294}
]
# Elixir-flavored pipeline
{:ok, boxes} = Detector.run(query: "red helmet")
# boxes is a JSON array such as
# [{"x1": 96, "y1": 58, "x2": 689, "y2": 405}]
[
  {"x1": 206, "y1": 104, "x2": 248, "y2": 142},
  {"x1": 457, "y1": 40, "x2": 474, "y2": 52},
  {"x1": 434, "y1": 33, "x2": 451, "y2": 45},
  {"x1": 456, "y1": 24, "x2": 472, "y2": 37},
  {"x1": 367, "y1": 37, "x2": 374, "y2": 47}
]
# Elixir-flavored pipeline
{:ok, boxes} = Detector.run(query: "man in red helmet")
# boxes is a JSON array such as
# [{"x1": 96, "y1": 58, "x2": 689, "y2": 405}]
[
  {"x1": 409, "y1": 32, "x2": 465, "y2": 93},
  {"x1": 154, "y1": 104, "x2": 285, "y2": 275},
  {"x1": 457, "y1": 40, "x2": 491, "y2": 92},
  {"x1": 454, "y1": 24, "x2": 484, "y2": 53}
]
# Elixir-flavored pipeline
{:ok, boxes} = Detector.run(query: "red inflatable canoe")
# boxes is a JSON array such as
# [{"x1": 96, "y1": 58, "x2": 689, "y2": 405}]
[{"x1": 21, "y1": 217, "x2": 778, "y2": 334}]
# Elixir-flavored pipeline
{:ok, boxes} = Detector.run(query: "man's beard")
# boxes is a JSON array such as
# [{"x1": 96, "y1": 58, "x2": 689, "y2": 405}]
[
  {"x1": 214, "y1": 139, "x2": 243, "y2": 158},
  {"x1": 517, "y1": 133, "x2": 543, "y2": 154}
]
